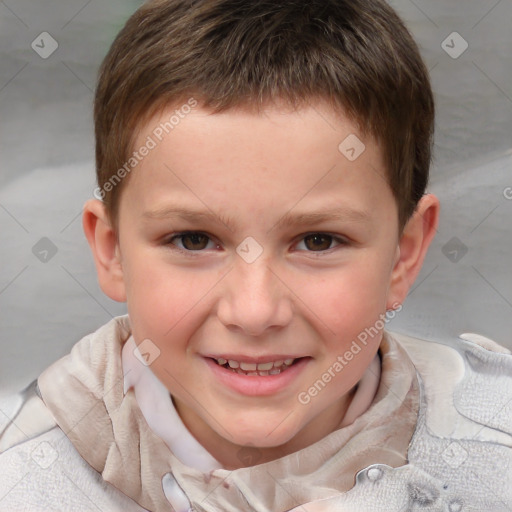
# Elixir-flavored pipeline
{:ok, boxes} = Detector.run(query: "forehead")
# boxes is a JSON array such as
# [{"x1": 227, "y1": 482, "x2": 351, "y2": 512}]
[{"x1": 122, "y1": 101, "x2": 395, "y2": 228}]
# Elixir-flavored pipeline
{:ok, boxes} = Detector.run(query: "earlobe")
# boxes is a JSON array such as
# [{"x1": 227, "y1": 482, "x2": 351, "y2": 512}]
[
  {"x1": 82, "y1": 199, "x2": 127, "y2": 302},
  {"x1": 386, "y1": 194, "x2": 440, "y2": 309}
]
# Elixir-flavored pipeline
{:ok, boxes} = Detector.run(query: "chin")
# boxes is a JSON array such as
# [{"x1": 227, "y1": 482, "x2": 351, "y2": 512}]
[{"x1": 224, "y1": 415, "x2": 303, "y2": 450}]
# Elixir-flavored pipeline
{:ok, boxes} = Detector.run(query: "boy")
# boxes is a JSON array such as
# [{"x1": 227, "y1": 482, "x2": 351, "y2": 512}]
[{"x1": 1, "y1": 0, "x2": 511, "y2": 510}]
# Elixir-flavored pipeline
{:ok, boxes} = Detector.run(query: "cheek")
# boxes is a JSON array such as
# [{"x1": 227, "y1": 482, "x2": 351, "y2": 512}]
[
  {"x1": 125, "y1": 257, "x2": 170, "y2": 334},
  {"x1": 297, "y1": 257, "x2": 392, "y2": 336},
  {"x1": 125, "y1": 262, "x2": 209, "y2": 386},
  {"x1": 124, "y1": 252, "x2": 219, "y2": 343}
]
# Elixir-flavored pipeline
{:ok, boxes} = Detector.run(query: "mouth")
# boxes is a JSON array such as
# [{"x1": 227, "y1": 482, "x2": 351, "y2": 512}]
[
  {"x1": 204, "y1": 355, "x2": 311, "y2": 396},
  {"x1": 210, "y1": 357, "x2": 299, "y2": 376}
]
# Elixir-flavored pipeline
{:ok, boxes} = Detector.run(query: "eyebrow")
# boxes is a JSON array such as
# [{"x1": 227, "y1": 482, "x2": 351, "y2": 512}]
[
  {"x1": 273, "y1": 206, "x2": 372, "y2": 230},
  {"x1": 142, "y1": 204, "x2": 372, "y2": 231},
  {"x1": 142, "y1": 205, "x2": 236, "y2": 230}
]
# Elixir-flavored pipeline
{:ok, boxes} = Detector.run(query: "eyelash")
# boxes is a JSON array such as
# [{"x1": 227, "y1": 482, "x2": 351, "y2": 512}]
[{"x1": 164, "y1": 231, "x2": 348, "y2": 255}]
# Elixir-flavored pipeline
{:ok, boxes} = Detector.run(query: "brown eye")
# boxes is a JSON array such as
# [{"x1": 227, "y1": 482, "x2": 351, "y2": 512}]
[
  {"x1": 303, "y1": 234, "x2": 334, "y2": 251},
  {"x1": 181, "y1": 233, "x2": 209, "y2": 250},
  {"x1": 170, "y1": 232, "x2": 213, "y2": 251}
]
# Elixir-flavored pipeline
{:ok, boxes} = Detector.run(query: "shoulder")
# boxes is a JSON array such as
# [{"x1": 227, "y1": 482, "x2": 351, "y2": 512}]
[
  {"x1": 295, "y1": 333, "x2": 512, "y2": 511},
  {"x1": 389, "y1": 330, "x2": 512, "y2": 509},
  {"x1": 388, "y1": 330, "x2": 511, "y2": 439},
  {"x1": 389, "y1": 331, "x2": 511, "y2": 403},
  {"x1": 0, "y1": 380, "x2": 57, "y2": 453},
  {"x1": 389, "y1": 329, "x2": 511, "y2": 366},
  {"x1": 0, "y1": 381, "x2": 143, "y2": 511}
]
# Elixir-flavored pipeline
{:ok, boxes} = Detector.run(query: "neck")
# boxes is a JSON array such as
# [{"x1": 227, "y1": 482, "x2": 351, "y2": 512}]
[{"x1": 173, "y1": 388, "x2": 356, "y2": 470}]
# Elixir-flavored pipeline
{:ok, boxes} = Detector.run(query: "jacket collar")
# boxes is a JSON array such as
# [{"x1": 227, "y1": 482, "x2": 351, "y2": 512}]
[{"x1": 38, "y1": 315, "x2": 419, "y2": 512}]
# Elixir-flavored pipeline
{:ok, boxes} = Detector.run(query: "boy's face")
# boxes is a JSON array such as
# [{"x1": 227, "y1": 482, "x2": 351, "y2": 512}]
[{"x1": 87, "y1": 100, "x2": 436, "y2": 468}]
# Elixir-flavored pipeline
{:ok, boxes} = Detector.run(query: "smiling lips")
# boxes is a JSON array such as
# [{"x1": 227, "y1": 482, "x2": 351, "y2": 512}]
[
  {"x1": 212, "y1": 357, "x2": 297, "y2": 376},
  {"x1": 206, "y1": 355, "x2": 310, "y2": 396}
]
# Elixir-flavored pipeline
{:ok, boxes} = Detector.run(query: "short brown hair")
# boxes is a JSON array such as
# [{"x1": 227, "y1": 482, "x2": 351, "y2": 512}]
[{"x1": 94, "y1": 0, "x2": 434, "y2": 233}]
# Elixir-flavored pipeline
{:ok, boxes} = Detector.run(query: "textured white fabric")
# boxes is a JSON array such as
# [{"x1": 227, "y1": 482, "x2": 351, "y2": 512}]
[
  {"x1": 0, "y1": 425, "x2": 145, "y2": 512},
  {"x1": 459, "y1": 332, "x2": 511, "y2": 354},
  {"x1": 1, "y1": 317, "x2": 510, "y2": 511}
]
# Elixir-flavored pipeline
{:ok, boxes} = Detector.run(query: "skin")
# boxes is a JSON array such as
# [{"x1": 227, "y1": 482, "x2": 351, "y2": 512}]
[{"x1": 83, "y1": 100, "x2": 439, "y2": 470}]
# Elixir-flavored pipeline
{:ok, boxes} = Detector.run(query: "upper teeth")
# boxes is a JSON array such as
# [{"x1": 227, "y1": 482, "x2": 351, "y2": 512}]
[{"x1": 215, "y1": 357, "x2": 295, "y2": 371}]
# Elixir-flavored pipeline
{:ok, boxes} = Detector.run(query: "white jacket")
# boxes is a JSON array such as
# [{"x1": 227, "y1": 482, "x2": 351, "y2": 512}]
[{"x1": 0, "y1": 316, "x2": 511, "y2": 511}]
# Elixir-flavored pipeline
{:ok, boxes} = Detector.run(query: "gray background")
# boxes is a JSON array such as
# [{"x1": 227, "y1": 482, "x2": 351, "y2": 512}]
[{"x1": 1, "y1": 0, "x2": 511, "y2": 395}]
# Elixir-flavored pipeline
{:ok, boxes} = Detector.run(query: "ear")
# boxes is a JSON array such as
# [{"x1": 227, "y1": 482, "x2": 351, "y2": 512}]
[
  {"x1": 82, "y1": 199, "x2": 127, "y2": 302},
  {"x1": 386, "y1": 194, "x2": 440, "y2": 309}
]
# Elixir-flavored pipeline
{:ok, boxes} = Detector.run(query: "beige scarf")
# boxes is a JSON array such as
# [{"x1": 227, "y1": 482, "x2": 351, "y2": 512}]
[{"x1": 38, "y1": 316, "x2": 419, "y2": 512}]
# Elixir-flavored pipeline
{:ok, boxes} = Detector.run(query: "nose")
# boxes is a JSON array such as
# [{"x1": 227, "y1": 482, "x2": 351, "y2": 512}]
[{"x1": 216, "y1": 258, "x2": 293, "y2": 337}]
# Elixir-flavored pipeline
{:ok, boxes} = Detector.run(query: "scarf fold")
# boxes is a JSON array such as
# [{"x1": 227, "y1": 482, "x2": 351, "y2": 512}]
[{"x1": 38, "y1": 315, "x2": 419, "y2": 512}]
